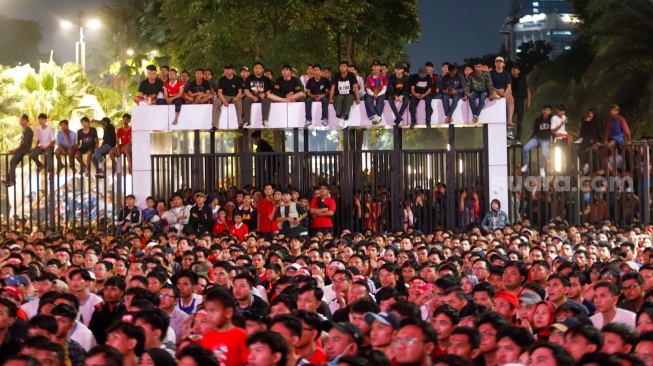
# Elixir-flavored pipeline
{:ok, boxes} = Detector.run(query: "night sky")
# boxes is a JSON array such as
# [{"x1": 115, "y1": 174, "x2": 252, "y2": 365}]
[{"x1": 3, "y1": 0, "x2": 510, "y2": 69}]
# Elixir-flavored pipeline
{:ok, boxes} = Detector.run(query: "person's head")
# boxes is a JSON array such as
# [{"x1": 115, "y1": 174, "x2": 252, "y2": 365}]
[
  {"x1": 269, "y1": 314, "x2": 302, "y2": 352},
  {"x1": 365, "y1": 311, "x2": 400, "y2": 350},
  {"x1": 472, "y1": 282, "x2": 495, "y2": 309},
  {"x1": 232, "y1": 273, "x2": 255, "y2": 302},
  {"x1": 176, "y1": 344, "x2": 221, "y2": 366},
  {"x1": 22, "y1": 335, "x2": 65, "y2": 366},
  {"x1": 546, "y1": 274, "x2": 570, "y2": 303},
  {"x1": 431, "y1": 305, "x2": 459, "y2": 342},
  {"x1": 246, "y1": 330, "x2": 287, "y2": 366},
  {"x1": 203, "y1": 286, "x2": 236, "y2": 328},
  {"x1": 194, "y1": 68, "x2": 204, "y2": 80},
  {"x1": 324, "y1": 321, "x2": 362, "y2": 361},
  {"x1": 146, "y1": 64, "x2": 157, "y2": 79},
  {"x1": 622, "y1": 272, "x2": 645, "y2": 302},
  {"x1": 296, "y1": 285, "x2": 323, "y2": 313},
  {"x1": 601, "y1": 322, "x2": 637, "y2": 355},
  {"x1": 105, "y1": 321, "x2": 145, "y2": 357},
  {"x1": 50, "y1": 303, "x2": 77, "y2": 339},
  {"x1": 593, "y1": 281, "x2": 620, "y2": 314},
  {"x1": 475, "y1": 312, "x2": 508, "y2": 354},
  {"x1": 132, "y1": 309, "x2": 169, "y2": 348},
  {"x1": 392, "y1": 319, "x2": 437, "y2": 365},
  {"x1": 528, "y1": 342, "x2": 574, "y2": 366},
  {"x1": 564, "y1": 324, "x2": 603, "y2": 361},
  {"x1": 496, "y1": 324, "x2": 534, "y2": 365},
  {"x1": 448, "y1": 326, "x2": 481, "y2": 361}
]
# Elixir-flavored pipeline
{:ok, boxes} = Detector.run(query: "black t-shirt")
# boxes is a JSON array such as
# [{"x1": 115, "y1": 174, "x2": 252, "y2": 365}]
[
  {"x1": 77, "y1": 128, "x2": 98, "y2": 150},
  {"x1": 512, "y1": 75, "x2": 529, "y2": 99},
  {"x1": 102, "y1": 124, "x2": 117, "y2": 147},
  {"x1": 245, "y1": 75, "x2": 272, "y2": 95},
  {"x1": 306, "y1": 77, "x2": 331, "y2": 96},
  {"x1": 332, "y1": 72, "x2": 358, "y2": 96},
  {"x1": 410, "y1": 75, "x2": 433, "y2": 95},
  {"x1": 186, "y1": 79, "x2": 212, "y2": 94},
  {"x1": 388, "y1": 74, "x2": 410, "y2": 96},
  {"x1": 235, "y1": 207, "x2": 258, "y2": 231},
  {"x1": 273, "y1": 77, "x2": 302, "y2": 98},
  {"x1": 138, "y1": 79, "x2": 164, "y2": 96},
  {"x1": 490, "y1": 69, "x2": 512, "y2": 90},
  {"x1": 218, "y1": 75, "x2": 243, "y2": 97},
  {"x1": 532, "y1": 115, "x2": 552, "y2": 140}
]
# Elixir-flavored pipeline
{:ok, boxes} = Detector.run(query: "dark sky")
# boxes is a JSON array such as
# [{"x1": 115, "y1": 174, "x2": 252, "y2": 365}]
[{"x1": 2, "y1": 0, "x2": 511, "y2": 67}]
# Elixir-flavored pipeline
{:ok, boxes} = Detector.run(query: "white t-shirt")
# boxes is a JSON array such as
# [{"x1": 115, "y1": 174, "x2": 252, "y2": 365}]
[
  {"x1": 551, "y1": 115, "x2": 568, "y2": 136},
  {"x1": 70, "y1": 320, "x2": 97, "y2": 351},
  {"x1": 36, "y1": 125, "x2": 56, "y2": 148},
  {"x1": 79, "y1": 292, "x2": 104, "y2": 326},
  {"x1": 590, "y1": 308, "x2": 636, "y2": 329}
]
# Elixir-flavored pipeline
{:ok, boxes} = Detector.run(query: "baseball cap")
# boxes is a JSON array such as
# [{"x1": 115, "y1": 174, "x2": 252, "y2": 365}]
[
  {"x1": 418, "y1": 66, "x2": 427, "y2": 78},
  {"x1": 323, "y1": 321, "x2": 363, "y2": 346},
  {"x1": 495, "y1": 56, "x2": 505, "y2": 62},
  {"x1": 20, "y1": 114, "x2": 28, "y2": 121},
  {"x1": 372, "y1": 60, "x2": 381, "y2": 66},
  {"x1": 3, "y1": 285, "x2": 21, "y2": 301},
  {"x1": 328, "y1": 261, "x2": 346, "y2": 270},
  {"x1": 394, "y1": 62, "x2": 404, "y2": 70},
  {"x1": 195, "y1": 192, "x2": 206, "y2": 198},
  {"x1": 548, "y1": 316, "x2": 581, "y2": 333},
  {"x1": 241, "y1": 66, "x2": 249, "y2": 71},
  {"x1": 425, "y1": 61, "x2": 434, "y2": 67},
  {"x1": 224, "y1": 64, "x2": 234, "y2": 69},
  {"x1": 5, "y1": 275, "x2": 29, "y2": 287},
  {"x1": 610, "y1": 104, "x2": 619, "y2": 111},
  {"x1": 53, "y1": 279, "x2": 69, "y2": 293},
  {"x1": 495, "y1": 291, "x2": 519, "y2": 309},
  {"x1": 284, "y1": 263, "x2": 303, "y2": 273},
  {"x1": 364, "y1": 311, "x2": 401, "y2": 329},
  {"x1": 519, "y1": 291, "x2": 542, "y2": 305}
]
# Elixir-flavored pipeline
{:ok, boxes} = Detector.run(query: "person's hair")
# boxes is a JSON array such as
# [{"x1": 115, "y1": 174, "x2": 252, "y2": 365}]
[
  {"x1": 24, "y1": 335, "x2": 65, "y2": 365},
  {"x1": 28, "y1": 314, "x2": 58, "y2": 334},
  {"x1": 51, "y1": 303, "x2": 77, "y2": 321},
  {"x1": 575, "y1": 352, "x2": 622, "y2": 366},
  {"x1": 433, "y1": 304, "x2": 460, "y2": 324},
  {"x1": 69, "y1": 268, "x2": 92, "y2": 281},
  {"x1": 594, "y1": 281, "x2": 620, "y2": 296},
  {"x1": 269, "y1": 314, "x2": 302, "y2": 338},
  {"x1": 529, "y1": 342, "x2": 574, "y2": 366},
  {"x1": 504, "y1": 261, "x2": 528, "y2": 283},
  {"x1": 566, "y1": 324, "x2": 603, "y2": 349},
  {"x1": 204, "y1": 286, "x2": 236, "y2": 310},
  {"x1": 3, "y1": 355, "x2": 41, "y2": 366},
  {"x1": 146, "y1": 65, "x2": 157, "y2": 72},
  {"x1": 398, "y1": 318, "x2": 437, "y2": 345},
  {"x1": 547, "y1": 273, "x2": 571, "y2": 287},
  {"x1": 435, "y1": 275, "x2": 459, "y2": 291},
  {"x1": 443, "y1": 286, "x2": 466, "y2": 301},
  {"x1": 233, "y1": 273, "x2": 256, "y2": 288},
  {"x1": 622, "y1": 271, "x2": 644, "y2": 285},
  {"x1": 106, "y1": 321, "x2": 146, "y2": 357},
  {"x1": 297, "y1": 285, "x2": 324, "y2": 302},
  {"x1": 176, "y1": 344, "x2": 220, "y2": 366},
  {"x1": 473, "y1": 282, "x2": 496, "y2": 298},
  {"x1": 270, "y1": 294, "x2": 297, "y2": 312},
  {"x1": 293, "y1": 310, "x2": 322, "y2": 340},
  {"x1": 601, "y1": 322, "x2": 638, "y2": 349},
  {"x1": 388, "y1": 301, "x2": 421, "y2": 321},
  {"x1": 145, "y1": 270, "x2": 167, "y2": 285},
  {"x1": 176, "y1": 269, "x2": 198, "y2": 286},
  {"x1": 246, "y1": 331, "x2": 288, "y2": 366},
  {"x1": 475, "y1": 312, "x2": 508, "y2": 330},
  {"x1": 451, "y1": 326, "x2": 480, "y2": 349},
  {"x1": 496, "y1": 324, "x2": 534, "y2": 351},
  {"x1": 350, "y1": 299, "x2": 380, "y2": 315},
  {"x1": 0, "y1": 298, "x2": 17, "y2": 318},
  {"x1": 104, "y1": 276, "x2": 126, "y2": 291},
  {"x1": 84, "y1": 344, "x2": 124, "y2": 366},
  {"x1": 132, "y1": 309, "x2": 170, "y2": 341},
  {"x1": 612, "y1": 353, "x2": 645, "y2": 366}
]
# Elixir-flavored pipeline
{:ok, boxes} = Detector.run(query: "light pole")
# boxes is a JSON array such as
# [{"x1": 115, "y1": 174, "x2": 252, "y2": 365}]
[{"x1": 61, "y1": 11, "x2": 100, "y2": 70}]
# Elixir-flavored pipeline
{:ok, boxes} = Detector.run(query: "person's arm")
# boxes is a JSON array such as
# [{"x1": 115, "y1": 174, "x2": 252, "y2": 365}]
[
  {"x1": 217, "y1": 87, "x2": 229, "y2": 106},
  {"x1": 621, "y1": 117, "x2": 631, "y2": 143},
  {"x1": 244, "y1": 84, "x2": 257, "y2": 101},
  {"x1": 234, "y1": 87, "x2": 243, "y2": 101},
  {"x1": 455, "y1": 74, "x2": 465, "y2": 94},
  {"x1": 354, "y1": 83, "x2": 361, "y2": 104},
  {"x1": 329, "y1": 84, "x2": 336, "y2": 103},
  {"x1": 463, "y1": 77, "x2": 470, "y2": 98},
  {"x1": 46, "y1": 128, "x2": 55, "y2": 148},
  {"x1": 526, "y1": 88, "x2": 531, "y2": 109},
  {"x1": 378, "y1": 75, "x2": 388, "y2": 96},
  {"x1": 459, "y1": 192, "x2": 467, "y2": 212}
]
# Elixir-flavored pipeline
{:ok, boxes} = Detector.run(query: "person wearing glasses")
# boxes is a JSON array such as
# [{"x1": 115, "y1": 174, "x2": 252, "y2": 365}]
[
  {"x1": 156, "y1": 284, "x2": 187, "y2": 345},
  {"x1": 618, "y1": 272, "x2": 646, "y2": 313},
  {"x1": 391, "y1": 318, "x2": 437, "y2": 366}
]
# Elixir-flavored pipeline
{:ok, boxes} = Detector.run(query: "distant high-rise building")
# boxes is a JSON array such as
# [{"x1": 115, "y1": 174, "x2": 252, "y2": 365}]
[{"x1": 500, "y1": 0, "x2": 579, "y2": 60}]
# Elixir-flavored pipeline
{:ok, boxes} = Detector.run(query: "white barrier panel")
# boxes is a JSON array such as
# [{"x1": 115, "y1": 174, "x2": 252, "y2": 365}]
[
  {"x1": 131, "y1": 98, "x2": 507, "y2": 131},
  {"x1": 132, "y1": 105, "x2": 169, "y2": 131}
]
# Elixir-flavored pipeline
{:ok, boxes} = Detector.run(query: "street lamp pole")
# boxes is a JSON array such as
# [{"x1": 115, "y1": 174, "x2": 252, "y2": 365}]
[{"x1": 76, "y1": 11, "x2": 86, "y2": 70}]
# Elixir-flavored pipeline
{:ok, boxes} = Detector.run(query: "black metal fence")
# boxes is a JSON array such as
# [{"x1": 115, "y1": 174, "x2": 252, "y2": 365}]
[
  {"x1": 508, "y1": 141, "x2": 652, "y2": 228},
  {"x1": 0, "y1": 153, "x2": 131, "y2": 232}
]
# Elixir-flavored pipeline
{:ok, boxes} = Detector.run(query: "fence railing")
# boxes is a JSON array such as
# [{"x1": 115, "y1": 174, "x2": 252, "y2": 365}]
[
  {"x1": 508, "y1": 141, "x2": 652, "y2": 228},
  {"x1": 0, "y1": 152, "x2": 131, "y2": 232}
]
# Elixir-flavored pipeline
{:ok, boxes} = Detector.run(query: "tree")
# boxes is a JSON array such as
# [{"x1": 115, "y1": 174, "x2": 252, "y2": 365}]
[
  {"x1": 0, "y1": 16, "x2": 43, "y2": 67},
  {"x1": 515, "y1": 40, "x2": 552, "y2": 74}
]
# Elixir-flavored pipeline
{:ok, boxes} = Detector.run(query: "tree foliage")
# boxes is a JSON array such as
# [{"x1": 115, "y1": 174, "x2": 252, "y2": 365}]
[
  {"x1": 515, "y1": 40, "x2": 552, "y2": 74},
  {"x1": 0, "y1": 16, "x2": 43, "y2": 67}
]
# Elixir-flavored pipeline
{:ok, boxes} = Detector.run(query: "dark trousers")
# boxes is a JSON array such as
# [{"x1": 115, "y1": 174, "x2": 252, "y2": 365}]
[
  {"x1": 388, "y1": 95, "x2": 409, "y2": 119},
  {"x1": 8, "y1": 148, "x2": 29, "y2": 182},
  {"x1": 514, "y1": 98, "x2": 525, "y2": 139},
  {"x1": 409, "y1": 95, "x2": 433, "y2": 123}
]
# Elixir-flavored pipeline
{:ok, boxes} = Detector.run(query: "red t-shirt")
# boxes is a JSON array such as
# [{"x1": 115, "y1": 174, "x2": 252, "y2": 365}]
[
  {"x1": 257, "y1": 198, "x2": 277, "y2": 233},
  {"x1": 200, "y1": 327, "x2": 249, "y2": 366},
  {"x1": 309, "y1": 197, "x2": 336, "y2": 228},
  {"x1": 117, "y1": 127, "x2": 132, "y2": 146},
  {"x1": 212, "y1": 220, "x2": 229, "y2": 235},
  {"x1": 307, "y1": 347, "x2": 327, "y2": 364},
  {"x1": 163, "y1": 80, "x2": 184, "y2": 98},
  {"x1": 229, "y1": 222, "x2": 248, "y2": 243}
]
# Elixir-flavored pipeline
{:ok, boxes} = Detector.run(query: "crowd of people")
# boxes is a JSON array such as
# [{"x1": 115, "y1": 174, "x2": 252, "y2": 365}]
[
  {"x1": 0, "y1": 177, "x2": 651, "y2": 366},
  {"x1": 134, "y1": 58, "x2": 523, "y2": 133}
]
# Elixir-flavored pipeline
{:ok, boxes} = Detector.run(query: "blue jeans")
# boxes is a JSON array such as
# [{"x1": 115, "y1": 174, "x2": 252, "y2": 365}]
[
  {"x1": 305, "y1": 96, "x2": 328, "y2": 121},
  {"x1": 468, "y1": 91, "x2": 488, "y2": 117},
  {"x1": 522, "y1": 137, "x2": 550, "y2": 169},
  {"x1": 442, "y1": 93, "x2": 461, "y2": 117},
  {"x1": 93, "y1": 144, "x2": 112, "y2": 171},
  {"x1": 364, "y1": 94, "x2": 386, "y2": 118}
]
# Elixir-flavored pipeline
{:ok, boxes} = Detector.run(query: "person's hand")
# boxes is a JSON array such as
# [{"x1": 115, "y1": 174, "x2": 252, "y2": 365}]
[
  {"x1": 526, "y1": 102, "x2": 531, "y2": 110},
  {"x1": 355, "y1": 98, "x2": 361, "y2": 105},
  {"x1": 517, "y1": 317, "x2": 533, "y2": 334},
  {"x1": 462, "y1": 96, "x2": 468, "y2": 101},
  {"x1": 329, "y1": 99, "x2": 334, "y2": 104},
  {"x1": 251, "y1": 96, "x2": 259, "y2": 103},
  {"x1": 461, "y1": 191, "x2": 467, "y2": 199},
  {"x1": 373, "y1": 94, "x2": 378, "y2": 100}
]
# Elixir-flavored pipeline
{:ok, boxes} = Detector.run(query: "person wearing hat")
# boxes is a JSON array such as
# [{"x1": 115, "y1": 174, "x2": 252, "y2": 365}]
[
  {"x1": 89, "y1": 117, "x2": 117, "y2": 178},
  {"x1": 189, "y1": 191, "x2": 214, "y2": 236},
  {"x1": 2, "y1": 114, "x2": 33, "y2": 187},
  {"x1": 387, "y1": 62, "x2": 410, "y2": 125},
  {"x1": 490, "y1": 56, "x2": 516, "y2": 138},
  {"x1": 242, "y1": 62, "x2": 273, "y2": 128},
  {"x1": 408, "y1": 66, "x2": 434, "y2": 129},
  {"x1": 162, "y1": 68, "x2": 185, "y2": 126},
  {"x1": 323, "y1": 321, "x2": 362, "y2": 363},
  {"x1": 116, "y1": 194, "x2": 143, "y2": 234},
  {"x1": 27, "y1": 113, "x2": 56, "y2": 180},
  {"x1": 364, "y1": 60, "x2": 388, "y2": 125},
  {"x1": 73, "y1": 116, "x2": 99, "y2": 177},
  {"x1": 365, "y1": 311, "x2": 400, "y2": 357},
  {"x1": 329, "y1": 60, "x2": 361, "y2": 128},
  {"x1": 304, "y1": 64, "x2": 331, "y2": 127},
  {"x1": 213, "y1": 64, "x2": 244, "y2": 131}
]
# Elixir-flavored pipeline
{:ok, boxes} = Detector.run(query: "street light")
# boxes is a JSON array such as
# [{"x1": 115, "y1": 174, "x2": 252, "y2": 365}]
[{"x1": 60, "y1": 10, "x2": 101, "y2": 70}]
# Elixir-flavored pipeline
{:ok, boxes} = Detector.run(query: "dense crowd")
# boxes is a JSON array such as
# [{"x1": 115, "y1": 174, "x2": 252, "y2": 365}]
[{"x1": 0, "y1": 179, "x2": 651, "y2": 366}]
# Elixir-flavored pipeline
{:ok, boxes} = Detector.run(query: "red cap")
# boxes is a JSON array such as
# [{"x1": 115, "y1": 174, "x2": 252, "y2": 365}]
[
  {"x1": 4, "y1": 285, "x2": 21, "y2": 301},
  {"x1": 495, "y1": 291, "x2": 519, "y2": 309}
]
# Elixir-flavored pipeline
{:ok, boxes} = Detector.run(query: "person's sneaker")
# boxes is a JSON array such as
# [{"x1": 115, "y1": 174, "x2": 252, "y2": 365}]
[
  {"x1": 98, "y1": 157, "x2": 105, "y2": 166},
  {"x1": 426, "y1": 122, "x2": 431, "y2": 129},
  {"x1": 305, "y1": 119, "x2": 312, "y2": 127},
  {"x1": 513, "y1": 139, "x2": 522, "y2": 145},
  {"x1": 95, "y1": 171, "x2": 105, "y2": 178},
  {"x1": 409, "y1": 122, "x2": 416, "y2": 129},
  {"x1": 521, "y1": 165, "x2": 528, "y2": 172},
  {"x1": 372, "y1": 115, "x2": 381, "y2": 125},
  {"x1": 341, "y1": 118, "x2": 349, "y2": 128},
  {"x1": 321, "y1": 118, "x2": 328, "y2": 126},
  {"x1": 262, "y1": 120, "x2": 268, "y2": 127},
  {"x1": 394, "y1": 117, "x2": 402, "y2": 126},
  {"x1": 540, "y1": 168, "x2": 546, "y2": 177},
  {"x1": 338, "y1": 118, "x2": 345, "y2": 127},
  {"x1": 574, "y1": 137, "x2": 583, "y2": 144},
  {"x1": 209, "y1": 126, "x2": 218, "y2": 132},
  {"x1": 243, "y1": 121, "x2": 251, "y2": 128},
  {"x1": 115, "y1": 162, "x2": 121, "y2": 175},
  {"x1": 507, "y1": 130, "x2": 514, "y2": 139}
]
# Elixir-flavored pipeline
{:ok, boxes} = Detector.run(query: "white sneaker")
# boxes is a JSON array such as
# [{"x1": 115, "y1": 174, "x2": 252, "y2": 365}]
[
  {"x1": 540, "y1": 168, "x2": 546, "y2": 177},
  {"x1": 583, "y1": 163, "x2": 589, "y2": 175},
  {"x1": 321, "y1": 118, "x2": 328, "y2": 126},
  {"x1": 521, "y1": 165, "x2": 528, "y2": 172},
  {"x1": 305, "y1": 119, "x2": 312, "y2": 126},
  {"x1": 574, "y1": 137, "x2": 583, "y2": 144},
  {"x1": 341, "y1": 119, "x2": 349, "y2": 128},
  {"x1": 373, "y1": 115, "x2": 382, "y2": 125},
  {"x1": 243, "y1": 121, "x2": 251, "y2": 127},
  {"x1": 338, "y1": 118, "x2": 345, "y2": 127},
  {"x1": 262, "y1": 120, "x2": 268, "y2": 127}
]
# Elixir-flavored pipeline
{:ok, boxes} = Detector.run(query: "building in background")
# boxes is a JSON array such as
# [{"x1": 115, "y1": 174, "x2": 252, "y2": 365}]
[{"x1": 500, "y1": 0, "x2": 579, "y2": 60}]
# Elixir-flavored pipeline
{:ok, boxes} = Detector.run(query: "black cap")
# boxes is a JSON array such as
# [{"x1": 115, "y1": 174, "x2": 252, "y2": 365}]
[
  {"x1": 224, "y1": 64, "x2": 234, "y2": 69},
  {"x1": 20, "y1": 114, "x2": 28, "y2": 121},
  {"x1": 372, "y1": 60, "x2": 381, "y2": 66},
  {"x1": 425, "y1": 61, "x2": 434, "y2": 67},
  {"x1": 394, "y1": 62, "x2": 404, "y2": 69},
  {"x1": 322, "y1": 321, "x2": 363, "y2": 346},
  {"x1": 37, "y1": 113, "x2": 47, "y2": 120}
]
